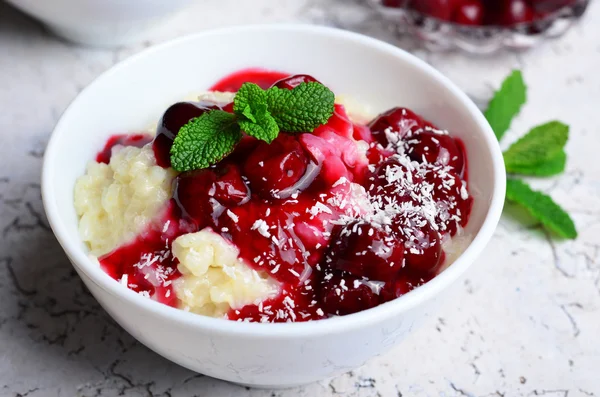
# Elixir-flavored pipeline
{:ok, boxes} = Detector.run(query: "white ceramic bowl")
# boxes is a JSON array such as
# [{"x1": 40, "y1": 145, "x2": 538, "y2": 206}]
[
  {"x1": 42, "y1": 25, "x2": 505, "y2": 388},
  {"x1": 6, "y1": 0, "x2": 194, "y2": 47}
]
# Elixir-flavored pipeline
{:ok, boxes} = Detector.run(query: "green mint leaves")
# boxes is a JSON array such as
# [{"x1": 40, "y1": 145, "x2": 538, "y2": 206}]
[
  {"x1": 234, "y1": 83, "x2": 279, "y2": 143},
  {"x1": 266, "y1": 83, "x2": 335, "y2": 132},
  {"x1": 486, "y1": 70, "x2": 577, "y2": 239},
  {"x1": 506, "y1": 151, "x2": 566, "y2": 177},
  {"x1": 485, "y1": 70, "x2": 527, "y2": 140},
  {"x1": 506, "y1": 179, "x2": 577, "y2": 239},
  {"x1": 171, "y1": 111, "x2": 241, "y2": 172},
  {"x1": 503, "y1": 121, "x2": 569, "y2": 173},
  {"x1": 170, "y1": 81, "x2": 335, "y2": 172},
  {"x1": 234, "y1": 82, "x2": 269, "y2": 123}
]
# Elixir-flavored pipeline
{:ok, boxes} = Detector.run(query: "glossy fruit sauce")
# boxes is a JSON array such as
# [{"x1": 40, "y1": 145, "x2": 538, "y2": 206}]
[
  {"x1": 96, "y1": 134, "x2": 152, "y2": 164},
  {"x1": 96, "y1": 69, "x2": 473, "y2": 322}
]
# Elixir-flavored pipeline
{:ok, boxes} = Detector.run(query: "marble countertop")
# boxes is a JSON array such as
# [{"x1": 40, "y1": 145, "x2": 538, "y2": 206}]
[{"x1": 1, "y1": 0, "x2": 598, "y2": 396}]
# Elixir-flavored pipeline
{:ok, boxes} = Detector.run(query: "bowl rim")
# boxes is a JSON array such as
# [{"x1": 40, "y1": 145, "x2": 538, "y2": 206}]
[{"x1": 42, "y1": 23, "x2": 506, "y2": 338}]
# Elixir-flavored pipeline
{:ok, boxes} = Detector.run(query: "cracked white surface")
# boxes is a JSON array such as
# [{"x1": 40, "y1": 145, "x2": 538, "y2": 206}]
[{"x1": 1, "y1": 0, "x2": 599, "y2": 396}]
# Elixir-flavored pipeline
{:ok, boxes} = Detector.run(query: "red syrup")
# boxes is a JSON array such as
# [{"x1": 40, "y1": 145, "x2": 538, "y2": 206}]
[
  {"x1": 98, "y1": 201, "x2": 196, "y2": 307},
  {"x1": 96, "y1": 134, "x2": 152, "y2": 164},
  {"x1": 96, "y1": 69, "x2": 473, "y2": 322},
  {"x1": 209, "y1": 68, "x2": 290, "y2": 92}
]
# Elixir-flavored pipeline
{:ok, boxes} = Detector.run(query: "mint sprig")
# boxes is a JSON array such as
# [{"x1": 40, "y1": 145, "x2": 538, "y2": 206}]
[
  {"x1": 234, "y1": 82, "x2": 269, "y2": 122},
  {"x1": 485, "y1": 70, "x2": 527, "y2": 140},
  {"x1": 234, "y1": 83, "x2": 279, "y2": 143},
  {"x1": 485, "y1": 70, "x2": 577, "y2": 239},
  {"x1": 506, "y1": 179, "x2": 577, "y2": 239},
  {"x1": 505, "y1": 151, "x2": 566, "y2": 177},
  {"x1": 266, "y1": 82, "x2": 335, "y2": 132},
  {"x1": 170, "y1": 81, "x2": 335, "y2": 171},
  {"x1": 503, "y1": 121, "x2": 569, "y2": 171},
  {"x1": 171, "y1": 111, "x2": 241, "y2": 172}
]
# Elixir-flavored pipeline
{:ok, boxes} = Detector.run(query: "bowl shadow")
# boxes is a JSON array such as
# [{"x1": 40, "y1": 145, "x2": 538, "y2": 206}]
[{"x1": 0, "y1": 2, "x2": 47, "y2": 41}]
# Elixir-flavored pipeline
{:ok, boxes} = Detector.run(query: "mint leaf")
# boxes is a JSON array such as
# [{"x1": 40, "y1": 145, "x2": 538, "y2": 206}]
[
  {"x1": 169, "y1": 80, "x2": 335, "y2": 171},
  {"x1": 234, "y1": 83, "x2": 268, "y2": 124},
  {"x1": 170, "y1": 111, "x2": 241, "y2": 172},
  {"x1": 506, "y1": 178, "x2": 577, "y2": 239},
  {"x1": 266, "y1": 82, "x2": 335, "y2": 132},
  {"x1": 504, "y1": 121, "x2": 568, "y2": 170},
  {"x1": 239, "y1": 113, "x2": 279, "y2": 143},
  {"x1": 507, "y1": 150, "x2": 566, "y2": 177},
  {"x1": 485, "y1": 70, "x2": 527, "y2": 140},
  {"x1": 234, "y1": 83, "x2": 279, "y2": 142}
]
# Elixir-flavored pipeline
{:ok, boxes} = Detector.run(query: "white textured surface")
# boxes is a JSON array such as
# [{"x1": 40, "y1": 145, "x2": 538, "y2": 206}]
[{"x1": 0, "y1": 0, "x2": 598, "y2": 396}]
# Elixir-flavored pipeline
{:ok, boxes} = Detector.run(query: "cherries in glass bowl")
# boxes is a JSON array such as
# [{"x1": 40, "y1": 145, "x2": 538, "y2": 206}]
[{"x1": 372, "y1": 0, "x2": 590, "y2": 53}]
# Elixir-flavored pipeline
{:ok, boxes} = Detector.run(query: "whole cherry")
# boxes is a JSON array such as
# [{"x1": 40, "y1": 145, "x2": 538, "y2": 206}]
[
  {"x1": 397, "y1": 214, "x2": 444, "y2": 274},
  {"x1": 405, "y1": 131, "x2": 465, "y2": 175},
  {"x1": 409, "y1": 0, "x2": 458, "y2": 21},
  {"x1": 153, "y1": 102, "x2": 217, "y2": 168},
  {"x1": 173, "y1": 169, "x2": 218, "y2": 228},
  {"x1": 368, "y1": 107, "x2": 426, "y2": 147},
  {"x1": 243, "y1": 134, "x2": 310, "y2": 199},
  {"x1": 212, "y1": 164, "x2": 251, "y2": 206},
  {"x1": 324, "y1": 221, "x2": 405, "y2": 282},
  {"x1": 173, "y1": 164, "x2": 249, "y2": 227},
  {"x1": 272, "y1": 74, "x2": 320, "y2": 90},
  {"x1": 489, "y1": 0, "x2": 534, "y2": 25},
  {"x1": 368, "y1": 157, "x2": 424, "y2": 205},
  {"x1": 428, "y1": 167, "x2": 473, "y2": 236},
  {"x1": 319, "y1": 271, "x2": 381, "y2": 316},
  {"x1": 453, "y1": 0, "x2": 485, "y2": 25},
  {"x1": 379, "y1": 275, "x2": 420, "y2": 302}
]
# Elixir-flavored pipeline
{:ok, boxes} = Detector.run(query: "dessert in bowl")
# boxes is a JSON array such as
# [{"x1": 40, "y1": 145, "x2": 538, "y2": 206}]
[
  {"x1": 75, "y1": 69, "x2": 474, "y2": 321},
  {"x1": 42, "y1": 25, "x2": 505, "y2": 387}
]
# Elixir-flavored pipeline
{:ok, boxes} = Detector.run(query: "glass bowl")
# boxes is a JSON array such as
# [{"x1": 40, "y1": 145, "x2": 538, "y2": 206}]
[{"x1": 368, "y1": 0, "x2": 590, "y2": 53}]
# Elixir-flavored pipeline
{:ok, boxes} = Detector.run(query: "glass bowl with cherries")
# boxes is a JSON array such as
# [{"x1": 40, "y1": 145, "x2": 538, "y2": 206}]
[{"x1": 370, "y1": 0, "x2": 590, "y2": 53}]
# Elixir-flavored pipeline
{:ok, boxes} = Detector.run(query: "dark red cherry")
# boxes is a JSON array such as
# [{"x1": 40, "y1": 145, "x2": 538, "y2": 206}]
[
  {"x1": 490, "y1": 0, "x2": 534, "y2": 25},
  {"x1": 272, "y1": 74, "x2": 320, "y2": 90},
  {"x1": 173, "y1": 169, "x2": 218, "y2": 227},
  {"x1": 319, "y1": 271, "x2": 380, "y2": 316},
  {"x1": 173, "y1": 164, "x2": 249, "y2": 226},
  {"x1": 382, "y1": 0, "x2": 408, "y2": 7},
  {"x1": 324, "y1": 221, "x2": 404, "y2": 282},
  {"x1": 429, "y1": 168, "x2": 473, "y2": 236},
  {"x1": 368, "y1": 157, "x2": 423, "y2": 204},
  {"x1": 366, "y1": 145, "x2": 394, "y2": 171},
  {"x1": 153, "y1": 102, "x2": 218, "y2": 168},
  {"x1": 409, "y1": 0, "x2": 458, "y2": 20},
  {"x1": 212, "y1": 164, "x2": 251, "y2": 206},
  {"x1": 227, "y1": 134, "x2": 260, "y2": 164},
  {"x1": 453, "y1": 0, "x2": 484, "y2": 25},
  {"x1": 397, "y1": 214, "x2": 443, "y2": 274},
  {"x1": 368, "y1": 107, "x2": 426, "y2": 147},
  {"x1": 243, "y1": 134, "x2": 310, "y2": 199},
  {"x1": 379, "y1": 275, "x2": 420, "y2": 302},
  {"x1": 405, "y1": 131, "x2": 465, "y2": 175}
]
